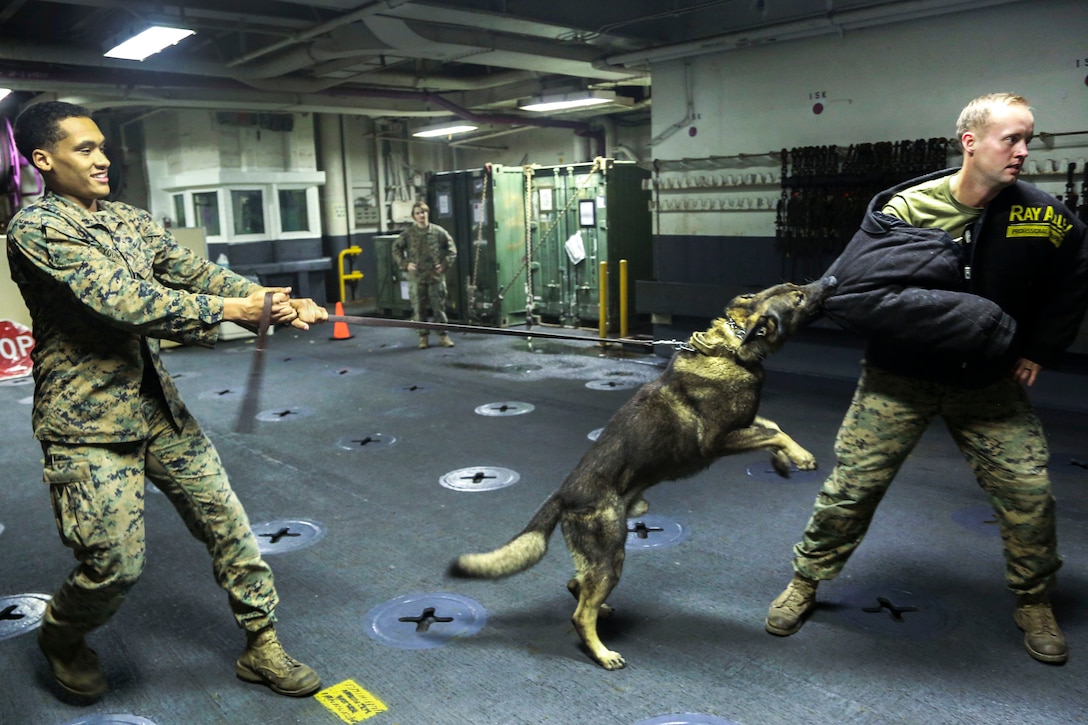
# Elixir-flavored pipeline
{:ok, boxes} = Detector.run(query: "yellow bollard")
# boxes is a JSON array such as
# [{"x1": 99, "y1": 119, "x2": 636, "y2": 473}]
[
  {"x1": 338, "y1": 245, "x2": 363, "y2": 304},
  {"x1": 619, "y1": 258, "x2": 628, "y2": 340},
  {"x1": 599, "y1": 261, "x2": 608, "y2": 341}
]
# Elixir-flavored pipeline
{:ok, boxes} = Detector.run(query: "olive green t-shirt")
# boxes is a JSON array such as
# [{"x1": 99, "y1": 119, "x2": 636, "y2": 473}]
[{"x1": 881, "y1": 175, "x2": 984, "y2": 243}]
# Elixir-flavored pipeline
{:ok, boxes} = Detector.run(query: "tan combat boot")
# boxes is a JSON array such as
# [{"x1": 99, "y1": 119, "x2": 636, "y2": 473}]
[
  {"x1": 236, "y1": 627, "x2": 322, "y2": 696},
  {"x1": 1014, "y1": 594, "x2": 1067, "y2": 664},
  {"x1": 439, "y1": 333, "x2": 455, "y2": 347},
  {"x1": 38, "y1": 621, "x2": 107, "y2": 699},
  {"x1": 765, "y1": 573, "x2": 818, "y2": 636},
  {"x1": 418, "y1": 335, "x2": 429, "y2": 349}
]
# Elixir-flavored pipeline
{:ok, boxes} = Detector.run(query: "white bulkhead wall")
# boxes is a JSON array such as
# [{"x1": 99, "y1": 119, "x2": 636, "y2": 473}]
[{"x1": 649, "y1": 0, "x2": 1088, "y2": 238}]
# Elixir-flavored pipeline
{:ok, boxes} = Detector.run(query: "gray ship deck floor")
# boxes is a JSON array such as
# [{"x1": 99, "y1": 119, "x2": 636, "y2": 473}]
[{"x1": 2, "y1": 321, "x2": 1086, "y2": 724}]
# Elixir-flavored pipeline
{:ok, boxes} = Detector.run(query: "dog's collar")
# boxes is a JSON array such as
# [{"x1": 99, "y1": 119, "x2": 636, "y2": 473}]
[
  {"x1": 723, "y1": 315, "x2": 748, "y2": 339},
  {"x1": 685, "y1": 331, "x2": 727, "y2": 356},
  {"x1": 685, "y1": 315, "x2": 747, "y2": 356},
  {"x1": 687, "y1": 332, "x2": 714, "y2": 355}
]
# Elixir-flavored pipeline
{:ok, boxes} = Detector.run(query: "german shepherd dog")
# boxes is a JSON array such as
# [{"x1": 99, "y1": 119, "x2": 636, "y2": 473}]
[{"x1": 450, "y1": 277, "x2": 836, "y2": 670}]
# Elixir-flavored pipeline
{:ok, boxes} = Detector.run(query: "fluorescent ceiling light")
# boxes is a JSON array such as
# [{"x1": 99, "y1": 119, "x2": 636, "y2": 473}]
[
  {"x1": 412, "y1": 122, "x2": 478, "y2": 138},
  {"x1": 104, "y1": 26, "x2": 195, "y2": 61},
  {"x1": 520, "y1": 90, "x2": 617, "y2": 113}
]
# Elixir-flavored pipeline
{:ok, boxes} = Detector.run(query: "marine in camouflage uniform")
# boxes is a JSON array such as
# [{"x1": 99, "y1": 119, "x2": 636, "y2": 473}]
[
  {"x1": 766, "y1": 93, "x2": 1088, "y2": 665},
  {"x1": 7, "y1": 101, "x2": 323, "y2": 700},
  {"x1": 795, "y1": 366, "x2": 1057, "y2": 591},
  {"x1": 391, "y1": 201, "x2": 457, "y2": 348}
]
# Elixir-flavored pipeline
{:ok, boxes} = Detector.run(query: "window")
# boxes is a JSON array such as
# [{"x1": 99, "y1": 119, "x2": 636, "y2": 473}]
[
  {"x1": 172, "y1": 194, "x2": 187, "y2": 227},
  {"x1": 193, "y1": 191, "x2": 220, "y2": 236},
  {"x1": 279, "y1": 188, "x2": 309, "y2": 232},
  {"x1": 166, "y1": 185, "x2": 319, "y2": 239},
  {"x1": 231, "y1": 189, "x2": 265, "y2": 235}
]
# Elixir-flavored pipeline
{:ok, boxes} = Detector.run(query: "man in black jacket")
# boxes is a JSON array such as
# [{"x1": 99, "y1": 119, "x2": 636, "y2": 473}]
[{"x1": 765, "y1": 93, "x2": 1088, "y2": 664}]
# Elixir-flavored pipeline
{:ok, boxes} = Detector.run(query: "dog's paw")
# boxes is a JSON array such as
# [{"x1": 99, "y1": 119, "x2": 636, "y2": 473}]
[
  {"x1": 627, "y1": 498, "x2": 650, "y2": 517},
  {"x1": 771, "y1": 448, "x2": 817, "y2": 476},
  {"x1": 598, "y1": 602, "x2": 616, "y2": 619},
  {"x1": 791, "y1": 449, "x2": 817, "y2": 471},
  {"x1": 596, "y1": 651, "x2": 627, "y2": 670}
]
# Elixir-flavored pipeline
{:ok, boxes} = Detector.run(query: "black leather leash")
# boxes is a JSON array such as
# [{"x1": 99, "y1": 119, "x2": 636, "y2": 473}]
[
  {"x1": 235, "y1": 307, "x2": 671, "y2": 433},
  {"x1": 234, "y1": 291, "x2": 274, "y2": 433},
  {"x1": 326, "y1": 314, "x2": 656, "y2": 348}
]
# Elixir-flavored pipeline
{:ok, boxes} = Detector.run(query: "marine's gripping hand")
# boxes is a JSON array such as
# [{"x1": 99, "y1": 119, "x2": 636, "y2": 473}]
[
  {"x1": 287, "y1": 295, "x2": 329, "y2": 330},
  {"x1": 223, "y1": 287, "x2": 328, "y2": 331}
]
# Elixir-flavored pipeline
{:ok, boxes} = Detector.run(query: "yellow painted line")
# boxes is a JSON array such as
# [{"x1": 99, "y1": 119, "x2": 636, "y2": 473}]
[{"x1": 315, "y1": 679, "x2": 389, "y2": 723}]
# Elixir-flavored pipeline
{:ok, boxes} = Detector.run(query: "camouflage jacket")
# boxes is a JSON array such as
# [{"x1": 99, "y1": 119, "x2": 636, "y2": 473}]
[
  {"x1": 391, "y1": 223, "x2": 456, "y2": 281},
  {"x1": 7, "y1": 191, "x2": 261, "y2": 443}
]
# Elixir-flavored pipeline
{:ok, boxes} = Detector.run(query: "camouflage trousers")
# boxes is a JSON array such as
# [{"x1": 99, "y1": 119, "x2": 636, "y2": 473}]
[
  {"x1": 40, "y1": 394, "x2": 278, "y2": 638},
  {"x1": 793, "y1": 364, "x2": 1060, "y2": 597},
  {"x1": 408, "y1": 276, "x2": 449, "y2": 335}
]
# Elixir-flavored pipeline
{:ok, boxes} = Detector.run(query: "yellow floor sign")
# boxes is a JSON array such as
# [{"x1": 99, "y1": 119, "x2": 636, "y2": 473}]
[{"x1": 316, "y1": 679, "x2": 389, "y2": 723}]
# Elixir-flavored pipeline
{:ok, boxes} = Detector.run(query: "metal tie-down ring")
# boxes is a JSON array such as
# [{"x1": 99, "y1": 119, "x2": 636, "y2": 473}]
[
  {"x1": 440, "y1": 467, "x2": 520, "y2": 492},
  {"x1": 625, "y1": 514, "x2": 689, "y2": 550},
  {"x1": 0, "y1": 593, "x2": 50, "y2": 641},
  {"x1": 197, "y1": 387, "x2": 243, "y2": 401},
  {"x1": 251, "y1": 518, "x2": 327, "y2": 554},
  {"x1": 255, "y1": 405, "x2": 316, "y2": 422},
  {"x1": 474, "y1": 401, "x2": 535, "y2": 416},
  {"x1": 585, "y1": 378, "x2": 641, "y2": 391},
  {"x1": 832, "y1": 583, "x2": 958, "y2": 640},
  {"x1": 363, "y1": 592, "x2": 487, "y2": 650},
  {"x1": 336, "y1": 433, "x2": 397, "y2": 451}
]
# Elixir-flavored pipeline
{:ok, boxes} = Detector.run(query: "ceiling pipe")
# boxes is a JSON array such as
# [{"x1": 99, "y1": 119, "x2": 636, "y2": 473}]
[
  {"x1": 448, "y1": 124, "x2": 536, "y2": 146},
  {"x1": 0, "y1": 41, "x2": 597, "y2": 127},
  {"x1": 22, "y1": 1, "x2": 402, "y2": 81},
  {"x1": 242, "y1": 67, "x2": 542, "y2": 94},
  {"x1": 0, "y1": 30, "x2": 624, "y2": 94},
  {"x1": 0, "y1": 37, "x2": 540, "y2": 95},
  {"x1": 0, "y1": 62, "x2": 604, "y2": 150},
  {"x1": 33, "y1": 0, "x2": 641, "y2": 84},
  {"x1": 418, "y1": 92, "x2": 605, "y2": 156},
  {"x1": 323, "y1": 69, "x2": 541, "y2": 92},
  {"x1": 220, "y1": 10, "x2": 637, "y2": 83},
  {"x1": 324, "y1": 84, "x2": 605, "y2": 153},
  {"x1": 606, "y1": 0, "x2": 1026, "y2": 66},
  {"x1": 223, "y1": 0, "x2": 396, "y2": 68},
  {"x1": 0, "y1": 63, "x2": 452, "y2": 116},
  {"x1": 354, "y1": 15, "x2": 635, "y2": 81},
  {"x1": 0, "y1": 38, "x2": 265, "y2": 80}
]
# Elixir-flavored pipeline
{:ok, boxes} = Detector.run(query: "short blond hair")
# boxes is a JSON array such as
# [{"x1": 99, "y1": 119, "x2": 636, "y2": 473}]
[{"x1": 956, "y1": 93, "x2": 1031, "y2": 149}]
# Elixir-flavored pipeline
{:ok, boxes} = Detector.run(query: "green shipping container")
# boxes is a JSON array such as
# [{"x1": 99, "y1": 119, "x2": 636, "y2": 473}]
[
  {"x1": 427, "y1": 159, "x2": 651, "y2": 332},
  {"x1": 493, "y1": 159, "x2": 651, "y2": 331},
  {"x1": 373, "y1": 233, "x2": 414, "y2": 318},
  {"x1": 429, "y1": 166, "x2": 529, "y2": 327}
]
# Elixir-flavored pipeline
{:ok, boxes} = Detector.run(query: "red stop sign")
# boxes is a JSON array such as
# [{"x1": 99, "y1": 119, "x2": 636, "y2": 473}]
[{"x1": 0, "y1": 320, "x2": 34, "y2": 381}]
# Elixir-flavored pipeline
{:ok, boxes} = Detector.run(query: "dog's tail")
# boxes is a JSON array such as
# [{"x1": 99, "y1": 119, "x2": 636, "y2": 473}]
[{"x1": 449, "y1": 495, "x2": 563, "y2": 579}]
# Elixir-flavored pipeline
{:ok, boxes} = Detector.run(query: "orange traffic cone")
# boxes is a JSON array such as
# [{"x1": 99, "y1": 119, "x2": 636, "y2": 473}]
[{"x1": 331, "y1": 301, "x2": 353, "y2": 340}]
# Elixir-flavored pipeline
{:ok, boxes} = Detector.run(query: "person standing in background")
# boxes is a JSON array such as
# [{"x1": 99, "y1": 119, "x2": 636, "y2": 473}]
[{"x1": 392, "y1": 201, "x2": 458, "y2": 349}]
